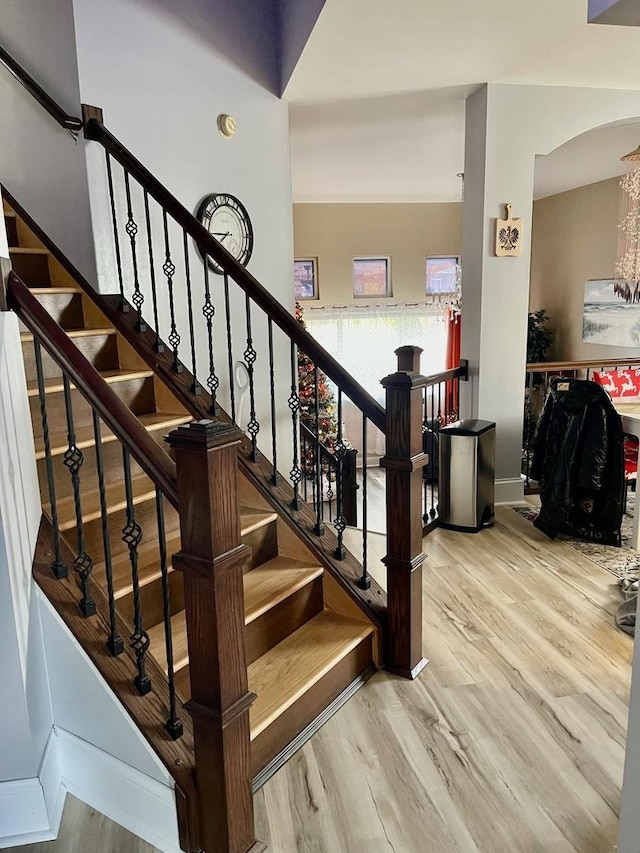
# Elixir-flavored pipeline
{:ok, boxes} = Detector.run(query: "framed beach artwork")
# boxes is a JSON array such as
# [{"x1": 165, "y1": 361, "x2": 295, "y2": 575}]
[{"x1": 582, "y1": 279, "x2": 640, "y2": 346}]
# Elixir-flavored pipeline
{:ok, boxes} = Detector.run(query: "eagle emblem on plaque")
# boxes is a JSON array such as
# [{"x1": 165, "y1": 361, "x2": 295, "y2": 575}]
[{"x1": 495, "y1": 204, "x2": 522, "y2": 257}]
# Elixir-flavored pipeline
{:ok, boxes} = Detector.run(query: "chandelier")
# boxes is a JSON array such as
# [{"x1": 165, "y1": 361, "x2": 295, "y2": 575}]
[{"x1": 615, "y1": 144, "x2": 640, "y2": 287}]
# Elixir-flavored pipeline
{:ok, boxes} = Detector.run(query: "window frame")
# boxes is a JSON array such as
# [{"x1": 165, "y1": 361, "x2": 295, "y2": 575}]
[
  {"x1": 294, "y1": 257, "x2": 319, "y2": 301},
  {"x1": 425, "y1": 255, "x2": 460, "y2": 296},
  {"x1": 352, "y1": 256, "x2": 392, "y2": 299}
]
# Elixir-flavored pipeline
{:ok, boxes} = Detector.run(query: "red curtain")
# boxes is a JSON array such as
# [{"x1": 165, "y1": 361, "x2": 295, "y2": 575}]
[{"x1": 444, "y1": 307, "x2": 461, "y2": 420}]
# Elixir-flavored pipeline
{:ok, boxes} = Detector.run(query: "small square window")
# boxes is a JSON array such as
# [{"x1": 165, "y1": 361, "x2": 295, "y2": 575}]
[
  {"x1": 294, "y1": 258, "x2": 318, "y2": 300},
  {"x1": 426, "y1": 256, "x2": 459, "y2": 295},
  {"x1": 353, "y1": 257, "x2": 391, "y2": 298}
]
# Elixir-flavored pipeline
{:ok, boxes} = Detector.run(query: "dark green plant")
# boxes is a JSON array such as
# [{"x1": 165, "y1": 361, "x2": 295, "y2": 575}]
[{"x1": 527, "y1": 309, "x2": 553, "y2": 364}]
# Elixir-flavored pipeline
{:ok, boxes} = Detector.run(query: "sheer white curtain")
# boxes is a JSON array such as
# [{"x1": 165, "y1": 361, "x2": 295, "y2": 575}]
[
  {"x1": 304, "y1": 303, "x2": 447, "y2": 459},
  {"x1": 305, "y1": 303, "x2": 447, "y2": 402}
]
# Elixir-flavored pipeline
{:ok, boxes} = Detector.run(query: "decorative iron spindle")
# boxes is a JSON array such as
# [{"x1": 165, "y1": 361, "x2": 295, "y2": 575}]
[
  {"x1": 288, "y1": 341, "x2": 302, "y2": 510},
  {"x1": 202, "y1": 258, "x2": 219, "y2": 414},
  {"x1": 182, "y1": 231, "x2": 199, "y2": 394},
  {"x1": 123, "y1": 170, "x2": 146, "y2": 332},
  {"x1": 121, "y1": 447, "x2": 151, "y2": 695},
  {"x1": 243, "y1": 295, "x2": 259, "y2": 461},
  {"x1": 62, "y1": 376, "x2": 96, "y2": 616},
  {"x1": 105, "y1": 151, "x2": 127, "y2": 312},
  {"x1": 436, "y1": 381, "x2": 443, "y2": 427},
  {"x1": 162, "y1": 210, "x2": 182, "y2": 374},
  {"x1": 333, "y1": 388, "x2": 347, "y2": 559},
  {"x1": 143, "y1": 189, "x2": 163, "y2": 352},
  {"x1": 92, "y1": 412, "x2": 124, "y2": 655},
  {"x1": 223, "y1": 272, "x2": 236, "y2": 421},
  {"x1": 33, "y1": 340, "x2": 67, "y2": 579},
  {"x1": 268, "y1": 318, "x2": 279, "y2": 484},
  {"x1": 313, "y1": 365, "x2": 324, "y2": 536},
  {"x1": 155, "y1": 488, "x2": 183, "y2": 739},
  {"x1": 358, "y1": 415, "x2": 370, "y2": 590}
]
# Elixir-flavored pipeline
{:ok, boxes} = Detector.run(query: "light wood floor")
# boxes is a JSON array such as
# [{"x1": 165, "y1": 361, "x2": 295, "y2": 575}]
[{"x1": 9, "y1": 506, "x2": 632, "y2": 853}]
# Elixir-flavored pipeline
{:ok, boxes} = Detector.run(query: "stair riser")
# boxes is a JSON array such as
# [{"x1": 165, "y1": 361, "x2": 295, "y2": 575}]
[
  {"x1": 36, "y1": 427, "x2": 174, "y2": 503},
  {"x1": 22, "y1": 334, "x2": 119, "y2": 381},
  {"x1": 18, "y1": 292, "x2": 84, "y2": 333},
  {"x1": 242, "y1": 521, "x2": 278, "y2": 572},
  {"x1": 250, "y1": 635, "x2": 373, "y2": 778},
  {"x1": 4, "y1": 215, "x2": 18, "y2": 247},
  {"x1": 10, "y1": 251, "x2": 50, "y2": 286},
  {"x1": 245, "y1": 577, "x2": 324, "y2": 666},
  {"x1": 60, "y1": 492, "x2": 180, "y2": 563},
  {"x1": 116, "y1": 568, "x2": 185, "y2": 628},
  {"x1": 29, "y1": 377, "x2": 157, "y2": 436}
]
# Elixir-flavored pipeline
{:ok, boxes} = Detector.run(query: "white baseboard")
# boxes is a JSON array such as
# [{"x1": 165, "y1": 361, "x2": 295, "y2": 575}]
[
  {"x1": 495, "y1": 477, "x2": 525, "y2": 504},
  {"x1": 0, "y1": 729, "x2": 65, "y2": 849},
  {"x1": 57, "y1": 727, "x2": 182, "y2": 853}
]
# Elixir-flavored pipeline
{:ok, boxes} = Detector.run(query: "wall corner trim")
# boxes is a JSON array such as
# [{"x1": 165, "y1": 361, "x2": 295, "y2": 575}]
[
  {"x1": 495, "y1": 477, "x2": 525, "y2": 504},
  {"x1": 0, "y1": 728, "x2": 64, "y2": 849}
]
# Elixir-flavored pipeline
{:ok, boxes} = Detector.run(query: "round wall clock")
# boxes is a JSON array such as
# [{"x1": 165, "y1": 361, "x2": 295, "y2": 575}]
[{"x1": 196, "y1": 193, "x2": 254, "y2": 274}]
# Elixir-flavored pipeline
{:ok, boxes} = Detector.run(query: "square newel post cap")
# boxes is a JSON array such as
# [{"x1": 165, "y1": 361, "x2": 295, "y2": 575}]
[
  {"x1": 395, "y1": 345, "x2": 423, "y2": 373},
  {"x1": 165, "y1": 418, "x2": 245, "y2": 451}
]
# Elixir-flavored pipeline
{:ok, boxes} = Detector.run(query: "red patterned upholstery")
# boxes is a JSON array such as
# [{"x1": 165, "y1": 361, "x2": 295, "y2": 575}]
[{"x1": 593, "y1": 370, "x2": 638, "y2": 481}]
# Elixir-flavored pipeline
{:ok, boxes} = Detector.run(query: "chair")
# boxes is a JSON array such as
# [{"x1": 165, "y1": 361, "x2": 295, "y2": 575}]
[{"x1": 592, "y1": 370, "x2": 639, "y2": 488}]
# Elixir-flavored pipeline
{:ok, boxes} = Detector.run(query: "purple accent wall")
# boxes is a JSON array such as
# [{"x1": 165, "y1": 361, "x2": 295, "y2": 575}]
[{"x1": 277, "y1": 0, "x2": 327, "y2": 94}]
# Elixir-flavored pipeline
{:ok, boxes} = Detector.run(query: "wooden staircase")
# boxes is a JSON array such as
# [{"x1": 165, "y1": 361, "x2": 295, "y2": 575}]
[{"x1": 5, "y1": 198, "x2": 377, "y2": 809}]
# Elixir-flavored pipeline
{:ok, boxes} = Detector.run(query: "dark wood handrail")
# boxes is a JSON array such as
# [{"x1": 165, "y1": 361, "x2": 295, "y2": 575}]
[
  {"x1": 527, "y1": 357, "x2": 640, "y2": 372},
  {"x1": 422, "y1": 361, "x2": 468, "y2": 386},
  {"x1": 7, "y1": 272, "x2": 178, "y2": 508},
  {"x1": 0, "y1": 44, "x2": 83, "y2": 132},
  {"x1": 84, "y1": 119, "x2": 386, "y2": 435}
]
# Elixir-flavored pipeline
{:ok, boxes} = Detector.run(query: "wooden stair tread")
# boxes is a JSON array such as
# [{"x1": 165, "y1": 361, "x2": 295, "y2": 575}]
[
  {"x1": 9, "y1": 247, "x2": 48, "y2": 255},
  {"x1": 248, "y1": 612, "x2": 373, "y2": 739},
  {"x1": 244, "y1": 558, "x2": 323, "y2": 624},
  {"x1": 21, "y1": 326, "x2": 116, "y2": 342},
  {"x1": 240, "y1": 507, "x2": 278, "y2": 535},
  {"x1": 48, "y1": 473, "x2": 158, "y2": 532},
  {"x1": 26, "y1": 368, "x2": 154, "y2": 397},
  {"x1": 147, "y1": 558, "x2": 323, "y2": 673},
  {"x1": 28, "y1": 286, "x2": 81, "y2": 295},
  {"x1": 96, "y1": 530, "x2": 182, "y2": 598},
  {"x1": 33, "y1": 412, "x2": 191, "y2": 459}
]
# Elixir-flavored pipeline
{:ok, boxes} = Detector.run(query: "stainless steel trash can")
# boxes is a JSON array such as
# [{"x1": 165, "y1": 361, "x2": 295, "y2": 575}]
[{"x1": 438, "y1": 419, "x2": 495, "y2": 532}]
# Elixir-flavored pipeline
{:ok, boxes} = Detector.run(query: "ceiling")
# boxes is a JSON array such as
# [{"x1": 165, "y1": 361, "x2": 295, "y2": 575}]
[{"x1": 285, "y1": 0, "x2": 640, "y2": 203}]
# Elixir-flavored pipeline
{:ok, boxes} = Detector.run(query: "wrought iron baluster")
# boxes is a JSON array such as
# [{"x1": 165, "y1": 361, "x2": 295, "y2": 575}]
[
  {"x1": 268, "y1": 318, "x2": 279, "y2": 484},
  {"x1": 105, "y1": 151, "x2": 127, "y2": 312},
  {"x1": 333, "y1": 388, "x2": 347, "y2": 559},
  {"x1": 34, "y1": 340, "x2": 67, "y2": 579},
  {"x1": 183, "y1": 231, "x2": 199, "y2": 394},
  {"x1": 243, "y1": 295, "x2": 259, "y2": 461},
  {"x1": 121, "y1": 447, "x2": 151, "y2": 695},
  {"x1": 155, "y1": 488, "x2": 183, "y2": 738},
  {"x1": 123, "y1": 170, "x2": 146, "y2": 332},
  {"x1": 436, "y1": 381, "x2": 443, "y2": 427},
  {"x1": 313, "y1": 365, "x2": 324, "y2": 535},
  {"x1": 358, "y1": 415, "x2": 370, "y2": 590},
  {"x1": 143, "y1": 189, "x2": 163, "y2": 352},
  {"x1": 92, "y1": 412, "x2": 123, "y2": 655},
  {"x1": 62, "y1": 375, "x2": 95, "y2": 615},
  {"x1": 430, "y1": 385, "x2": 438, "y2": 518},
  {"x1": 288, "y1": 341, "x2": 302, "y2": 510},
  {"x1": 202, "y1": 258, "x2": 219, "y2": 415},
  {"x1": 162, "y1": 210, "x2": 182, "y2": 374},
  {"x1": 223, "y1": 272, "x2": 236, "y2": 421},
  {"x1": 422, "y1": 386, "x2": 429, "y2": 525}
]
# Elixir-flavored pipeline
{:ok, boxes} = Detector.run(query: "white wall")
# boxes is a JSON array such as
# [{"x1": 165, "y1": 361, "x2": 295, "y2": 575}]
[
  {"x1": 72, "y1": 0, "x2": 295, "y2": 465},
  {"x1": 462, "y1": 83, "x2": 640, "y2": 501},
  {"x1": 0, "y1": 0, "x2": 97, "y2": 284}
]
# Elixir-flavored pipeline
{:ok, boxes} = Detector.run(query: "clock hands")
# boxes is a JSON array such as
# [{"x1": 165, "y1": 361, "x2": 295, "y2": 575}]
[{"x1": 212, "y1": 231, "x2": 232, "y2": 241}]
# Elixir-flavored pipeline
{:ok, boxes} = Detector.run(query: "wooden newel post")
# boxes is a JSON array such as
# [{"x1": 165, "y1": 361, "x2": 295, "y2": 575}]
[
  {"x1": 165, "y1": 420, "x2": 265, "y2": 853},
  {"x1": 380, "y1": 346, "x2": 429, "y2": 680}
]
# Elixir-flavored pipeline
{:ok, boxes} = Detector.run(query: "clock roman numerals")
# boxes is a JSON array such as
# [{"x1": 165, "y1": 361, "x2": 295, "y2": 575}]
[{"x1": 195, "y1": 193, "x2": 254, "y2": 275}]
